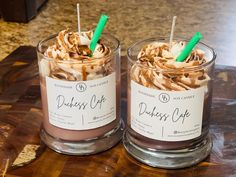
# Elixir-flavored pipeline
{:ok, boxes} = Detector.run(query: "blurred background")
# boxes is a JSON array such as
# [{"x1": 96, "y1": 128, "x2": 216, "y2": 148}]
[{"x1": 0, "y1": 0, "x2": 236, "y2": 65}]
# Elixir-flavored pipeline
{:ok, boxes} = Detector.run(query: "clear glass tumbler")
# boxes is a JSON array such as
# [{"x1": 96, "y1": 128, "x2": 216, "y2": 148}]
[
  {"x1": 37, "y1": 33, "x2": 124, "y2": 155},
  {"x1": 124, "y1": 37, "x2": 216, "y2": 169}
]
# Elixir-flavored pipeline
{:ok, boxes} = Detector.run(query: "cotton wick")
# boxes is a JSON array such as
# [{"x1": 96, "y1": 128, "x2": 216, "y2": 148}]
[
  {"x1": 169, "y1": 16, "x2": 177, "y2": 50},
  {"x1": 77, "y1": 3, "x2": 81, "y2": 34}
]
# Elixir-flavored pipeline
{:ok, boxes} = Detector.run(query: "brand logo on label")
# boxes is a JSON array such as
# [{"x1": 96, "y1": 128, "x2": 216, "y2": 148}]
[
  {"x1": 76, "y1": 83, "x2": 87, "y2": 92},
  {"x1": 159, "y1": 93, "x2": 170, "y2": 103}
]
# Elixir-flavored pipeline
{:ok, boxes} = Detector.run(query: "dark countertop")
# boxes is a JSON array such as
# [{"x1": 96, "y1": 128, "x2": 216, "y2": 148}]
[
  {"x1": 0, "y1": 46, "x2": 236, "y2": 176},
  {"x1": 1, "y1": 0, "x2": 236, "y2": 65}
]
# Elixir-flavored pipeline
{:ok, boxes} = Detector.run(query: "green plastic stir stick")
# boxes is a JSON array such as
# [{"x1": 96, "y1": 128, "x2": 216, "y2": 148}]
[
  {"x1": 90, "y1": 14, "x2": 108, "y2": 54},
  {"x1": 176, "y1": 32, "x2": 202, "y2": 62}
]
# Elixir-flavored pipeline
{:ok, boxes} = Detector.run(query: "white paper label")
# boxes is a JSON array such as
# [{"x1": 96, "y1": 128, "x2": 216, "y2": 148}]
[
  {"x1": 131, "y1": 81, "x2": 205, "y2": 141},
  {"x1": 45, "y1": 73, "x2": 116, "y2": 130}
]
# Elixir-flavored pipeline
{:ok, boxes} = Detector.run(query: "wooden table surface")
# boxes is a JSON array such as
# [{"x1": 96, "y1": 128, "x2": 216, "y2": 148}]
[{"x1": 0, "y1": 46, "x2": 236, "y2": 177}]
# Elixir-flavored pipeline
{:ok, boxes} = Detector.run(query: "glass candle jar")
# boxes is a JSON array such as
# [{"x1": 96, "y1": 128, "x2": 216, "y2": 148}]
[
  {"x1": 37, "y1": 33, "x2": 124, "y2": 155},
  {"x1": 124, "y1": 37, "x2": 216, "y2": 169}
]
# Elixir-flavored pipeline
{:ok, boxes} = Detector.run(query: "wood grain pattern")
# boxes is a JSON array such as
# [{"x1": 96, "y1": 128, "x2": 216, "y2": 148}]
[{"x1": 0, "y1": 46, "x2": 236, "y2": 177}]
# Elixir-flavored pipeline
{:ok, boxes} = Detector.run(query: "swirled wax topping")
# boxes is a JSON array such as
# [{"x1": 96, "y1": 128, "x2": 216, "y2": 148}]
[
  {"x1": 45, "y1": 29, "x2": 110, "y2": 60},
  {"x1": 40, "y1": 29, "x2": 112, "y2": 81},
  {"x1": 131, "y1": 41, "x2": 209, "y2": 91}
]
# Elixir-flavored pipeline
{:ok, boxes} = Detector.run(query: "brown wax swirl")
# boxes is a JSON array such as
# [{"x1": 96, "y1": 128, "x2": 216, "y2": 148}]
[
  {"x1": 131, "y1": 41, "x2": 210, "y2": 91},
  {"x1": 45, "y1": 29, "x2": 110, "y2": 60},
  {"x1": 40, "y1": 29, "x2": 112, "y2": 81}
]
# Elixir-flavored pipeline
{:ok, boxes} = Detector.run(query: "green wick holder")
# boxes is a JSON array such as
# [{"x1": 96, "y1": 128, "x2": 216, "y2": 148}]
[
  {"x1": 176, "y1": 32, "x2": 202, "y2": 62},
  {"x1": 90, "y1": 14, "x2": 108, "y2": 54}
]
